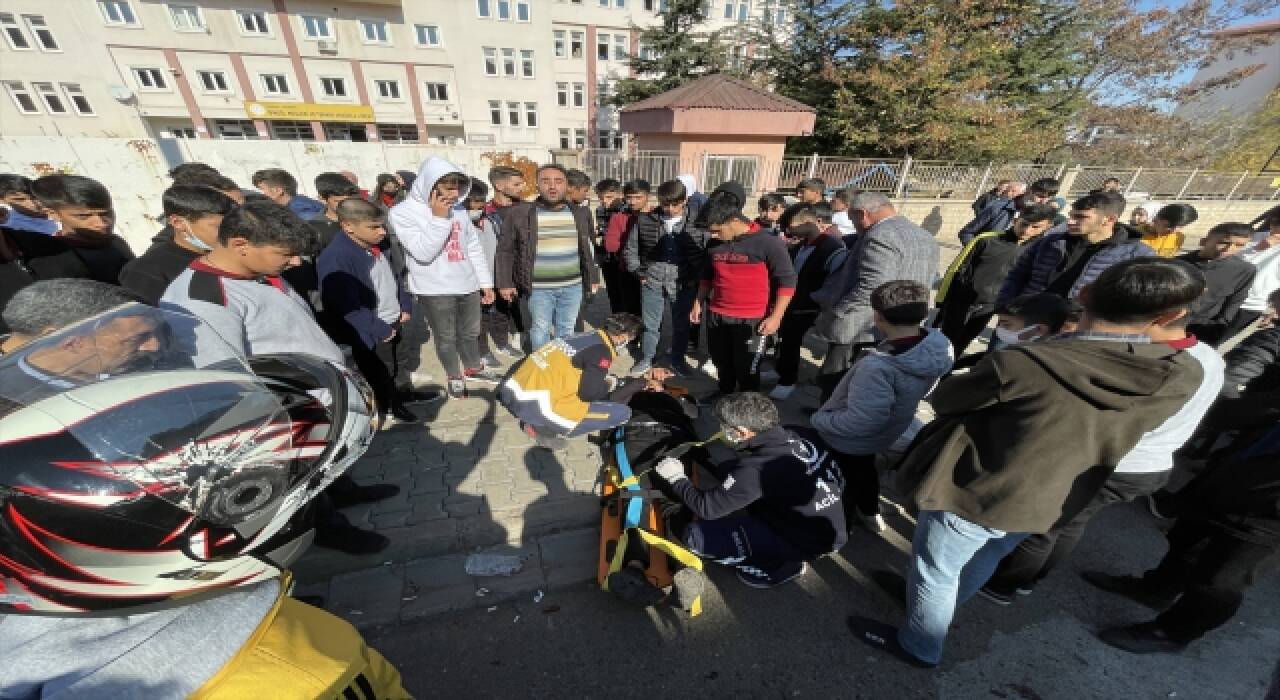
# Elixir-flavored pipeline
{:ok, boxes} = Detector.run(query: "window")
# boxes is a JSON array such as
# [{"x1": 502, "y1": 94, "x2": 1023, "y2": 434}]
[
  {"x1": 133, "y1": 67, "x2": 168, "y2": 90},
  {"x1": 497, "y1": 0, "x2": 511, "y2": 20},
  {"x1": 477, "y1": 0, "x2": 491, "y2": 18},
  {"x1": 598, "y1": 79, "x2": 613, "y2": 105},
  {"x1": 165, "y1": 127, "x2": 197, "y2": 139},
  {"x1": 425, "y1": 82, "x2": 448, "y2": 101},
  {"x1": 525, "y1": 102, "x2": 538, "y2": 127},
  {"x1": 415, "y1": 24, "x2": 440, "y2": 47},
  {"x1": 574, "y1": 128, "x2": 586, "y2": 149},
  {"x1": 598, "y1": 131, "x2": 611, "y2": 149},
  {"x1": 738, "y1": 0, "x2": 749, "y2": 21},
  {"x1": 0, "y1": 13, "x2": 30, "y2": 50},
  {"x1": 261, "y1": 73, "x2": 290, "y2": 95},
  {"x1": 24, "y1": 15, "x2": 58, "y2": 51},
  {"x1": 215, "y1": 119, "x2": 259, "y2": 140},
  {"x1": 613, "y1": 34, "x2": 627, "y2": 61},
  {"x1": 598, "y1": 0, "x2": 608, "y2": 6},
  {"x1": 724, "y1": 1, "x2": 733, "y2": 19},
  {"x1": 169, "y1": 4, "x2": 204, "y2": 32},
  {"x1": 98, "y1": 1, "x2": 138, "y2": 26},
  {"x1": 360, "y1": 19, "x2": 389, "y2": 44},
  {"x1": 61, "y1": 83, "x2": 93, "y2": 115},
  {"x1": 320, "y1": 77, "x2": 347, "y2": 98},
  {"x1": 553, "y1": 30, "x2": 565, "y2": 58},
  {"x1": 271, "y1": 120, "x2": 314, "y2": 141},
  {"x1": 520, "y1": 49, "x2": 535, "y2": 78},
  {"x1": 506, "y1": 101, "x2": 520, "y2": 126},
  {"x1": 197, "y1": 70, "x2": 229, "y2": 93},
  {"x1": 237, "y1": 10, "x2": 270, "y2": 36},
  {"x1": 572, "y1": 82, "x2": 585, "y2": 107},
  {"x1": 570, "y1": 31, "x2": 584, "y2": 58},
  {"x1": 482, "y1": 47, "x2": 497, "y2": 75},
  {"x1": 644, "y1": 0, "x2": 653, "y2": 9},
  {"x1": 4, "y1": 81, "x2": 39, "y2": 114},
  {"x1": 556, "y1": 82, "x2": 568, "y2": 107},
  {"x1": 301, "y1": 14, "x2": 332, "y2": 39},
  {"x1": 597, "y1": 33, "x2": 610, "y2": 60},
  {"x1": 377, "y1": 124, "x2": 418, "y2": 143},
  {"x1": 489, "y1": 100, "x2": 501, "y2": 125},
  {"x1": 375, "y1": 79, "x2": 400, "y2": 99},
  {"x1": 33, "y1": 82, "x2": 66, "y2": 114},
  {"x1": 559, "y1": 129, "x2": 570, "y2": 149},
  {"x1": 617, "y1": 0, "x2": 626, "y2": 6},
  {"x1": 516, "y1": 0, "x2": 531, "y2": 21},
  {"x1": 501, "y1": 48, "x2": 516, "y2": 76},
  {"x1": 639, "y1": 42, "x2": 656, "y2": 60}
]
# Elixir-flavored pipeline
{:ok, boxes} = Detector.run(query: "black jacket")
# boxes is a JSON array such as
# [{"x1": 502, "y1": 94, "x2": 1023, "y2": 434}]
[
  {"x1": 1, "y1": 227, "x2": 98, "y2": 332},
  {"x1": 58, "y1": 233, "x2": 134, "y2": 285},
  {"x1": 789, "y1": 232, "x2": 844, "y2": 314},
  {"x1": 623, "y1": 203, "x2": 704, "y2": 283},
  {"x1": 668, "y1": 425, "x2": 848, "y2": 558},
  {"x1": 1183, "y1": 391, "x2": 1280, "y2": 544},
  {"x1": 943, "y1": 231, "x2": 1030, "y2": 317},
  {"x1": 495, "y1": 200, "x2": 600, "y2": 295},
  {"x1": 1177, "y1": 252, "x2": 1257, "y2": 346},
  {"x1": 119, "y1": 228, "x2": 201, "y2": 304},
  {"x1": 1222, "y1": 326, "x2": 1280, "y2": 398}
]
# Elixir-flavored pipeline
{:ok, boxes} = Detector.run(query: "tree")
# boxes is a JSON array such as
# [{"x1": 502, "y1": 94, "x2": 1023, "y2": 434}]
[{"x1": 610, "y1": 0, "x2": 728, "y2": 106}]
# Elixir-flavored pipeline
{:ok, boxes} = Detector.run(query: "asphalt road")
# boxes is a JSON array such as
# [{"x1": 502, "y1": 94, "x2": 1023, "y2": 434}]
[{"x1": 368, "y1": 502, "x2": 1280, "y2": 700}]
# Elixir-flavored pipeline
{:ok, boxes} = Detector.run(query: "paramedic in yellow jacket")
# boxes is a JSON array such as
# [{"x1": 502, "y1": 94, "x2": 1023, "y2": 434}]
[{"x1": 499, "y1": 312, "x2": 670, "y2": 448}]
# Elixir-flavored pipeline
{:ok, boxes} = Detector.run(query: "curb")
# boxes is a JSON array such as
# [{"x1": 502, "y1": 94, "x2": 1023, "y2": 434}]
[{"x1": 293, "y1": 526, "x2": 600, "y2": 630}]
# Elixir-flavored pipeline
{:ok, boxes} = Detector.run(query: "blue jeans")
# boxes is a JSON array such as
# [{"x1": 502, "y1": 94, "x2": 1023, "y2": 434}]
[
  {"x1": 639, "y1": 281, "x2": 696, "y2": 364},
  {"x1": 527, "y1": 284, "x2": 583, "y2": 350},
  {"x1": 899, "y1": 510, "x2": 1027, "y2": 665}
]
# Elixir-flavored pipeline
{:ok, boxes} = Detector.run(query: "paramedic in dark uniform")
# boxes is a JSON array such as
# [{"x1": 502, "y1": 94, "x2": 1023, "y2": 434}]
[{"x1": 498, "y1": 312, "x2": 671, "y2": 448}]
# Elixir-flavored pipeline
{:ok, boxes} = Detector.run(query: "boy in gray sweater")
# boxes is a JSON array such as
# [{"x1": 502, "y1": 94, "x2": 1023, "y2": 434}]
[{"x1": 812, "y1": 280, "x2": 954, "y2": 531}]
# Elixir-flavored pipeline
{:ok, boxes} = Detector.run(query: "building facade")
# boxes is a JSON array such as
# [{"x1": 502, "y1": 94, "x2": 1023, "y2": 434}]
[
  {"x1": 1174, "y1": 19, "x2": 1280, "y2": 123},
  {"x1": 0, "y1": 0, "x2": 773, "y2": 148}
]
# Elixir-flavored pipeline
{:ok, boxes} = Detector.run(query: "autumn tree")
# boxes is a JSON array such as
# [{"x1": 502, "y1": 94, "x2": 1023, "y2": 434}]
[{"x1": 610, "y1": 0, "x2": 728, "y2": 106}]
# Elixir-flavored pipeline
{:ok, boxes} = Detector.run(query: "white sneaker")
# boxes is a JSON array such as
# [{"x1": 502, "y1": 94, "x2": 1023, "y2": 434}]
[
  {"x1": 410, "y1": 370, "x2": 434, "y2": 387},
  {"x1": 702, "y1": 360, "x2": 718, "y2": 379},
  {"x1": 760, "y1": 370, "x2": 780, "y2": 383},
  {"x1": 768, "y1": 384, "x2": 795, "y2": 400}
]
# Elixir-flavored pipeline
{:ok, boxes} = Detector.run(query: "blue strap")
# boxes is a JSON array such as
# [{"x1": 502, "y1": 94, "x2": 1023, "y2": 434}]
[{"x1": 613, "y1": 427, "x2": 645, "y2": 529}]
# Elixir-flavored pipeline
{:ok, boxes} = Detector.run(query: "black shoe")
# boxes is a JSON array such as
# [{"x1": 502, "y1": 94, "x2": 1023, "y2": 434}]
[
  {"x1": 398, "y1": 389, "x2": 445, "y2": 405},
  {"x1": 390, "y1": 403, "x2": 418, "y2": 423},
  {"x1": 294, "y1": 595, "x2": 326, "y2": 607},
  {"x1": 1080, "y1": 571, "x2": 1178, "y2": 610},
  {"x1": 1097, "y1": 622, "x2": 1188, "y2": 655},
  {"x1": 314, "y1": 524, "x2": 390, "y2": 555},
  {"x1": 607, "y1": 566, "x2": 665, "y2": 607},
  {"x1": 845, "y1": 616, "x2": 937, "y2": 669},
  {"x1": 329, "y1": 483, "x2": 401, "y2": 509}
]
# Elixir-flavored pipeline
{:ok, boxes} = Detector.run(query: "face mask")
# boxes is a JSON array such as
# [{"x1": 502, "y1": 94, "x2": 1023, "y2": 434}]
[
  {"x1": 179, "y1": 228, "x2": 213, "y2": 252},
  {"x1": 790, "y1": 223, "x2": 820, "y2": 239}
]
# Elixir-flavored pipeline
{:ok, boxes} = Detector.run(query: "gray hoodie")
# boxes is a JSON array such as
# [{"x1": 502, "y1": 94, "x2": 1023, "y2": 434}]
[{"x1": 812, "y1": 328, "x2": 954, "y2": 454}]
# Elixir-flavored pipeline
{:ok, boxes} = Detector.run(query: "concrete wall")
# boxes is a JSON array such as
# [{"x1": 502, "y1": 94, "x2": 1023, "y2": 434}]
[{"x1": 0, "y1": 136, "x2": 549, "y2": 251}]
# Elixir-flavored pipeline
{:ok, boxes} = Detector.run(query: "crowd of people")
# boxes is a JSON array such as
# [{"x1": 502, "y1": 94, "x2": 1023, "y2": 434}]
[{"x1": 1, "y1": 156, "x2": 1279, "y2": 692}]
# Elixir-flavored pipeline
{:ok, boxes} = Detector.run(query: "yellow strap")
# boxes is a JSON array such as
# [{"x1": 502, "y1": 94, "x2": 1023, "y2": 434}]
[{"x1": 602, "y1": 527, "x2": 704, "y2": 617}]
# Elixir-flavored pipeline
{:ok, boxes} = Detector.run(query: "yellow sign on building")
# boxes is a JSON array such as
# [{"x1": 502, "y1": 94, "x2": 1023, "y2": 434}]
[{"x1": 243, "y1": 101, "x2": 374, "y2": 122}]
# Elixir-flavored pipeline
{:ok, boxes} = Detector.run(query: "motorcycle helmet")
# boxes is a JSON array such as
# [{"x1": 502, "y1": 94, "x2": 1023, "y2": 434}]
[{"x1": 0, "y1": 303, "x2": 375, "y2": 614}]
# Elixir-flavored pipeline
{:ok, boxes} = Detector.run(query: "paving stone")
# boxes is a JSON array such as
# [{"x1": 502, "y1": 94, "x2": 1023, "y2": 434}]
[
  {"x1": 372, "y1": 510, "x2": 410, "y2": 529},
  {"x1": 340, "y1": 502, "x2": 375, "y2": 529},
  {"x1": 400, "y1": 553, "x2": 475, "y2": 620},
  {"x1": 521, "y1": 497, "x2": 599, "y2": 536},
  {"x1": 468, "y1": 544, "x2": 546, "y2": 603},
  {"x1": 381, "y1": 460, "x2": 417, "y2": 482},
  {"x1": 328, "y1": 564, "x2": 404, "y2": 629},
  {"x1": 407, "y1": 492, "x2": 447, "y2": 522},
  {"x1": 538, "y1": 528, "x2": 600, "y2": 588},
  {"x1": 455, "y1": 516, "x2": 511, "y2": 549},
  {"x1": 372, "y1": 488, "x2": 411, "y2": 514},
  {"x1": 443, "y1": 499, "x2": 485, "y2": 517},
  {"x1": 399, "y1": 519, "x2": 461, "y2": 559}
]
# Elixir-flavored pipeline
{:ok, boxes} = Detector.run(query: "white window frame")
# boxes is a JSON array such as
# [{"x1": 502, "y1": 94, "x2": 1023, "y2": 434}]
[
  {"x1": 424, "y1": 82, "x2": 449, "y2": 101},
  {"x1": 559, "y1": 129, "x2": 571, "y2": 150},
  {"x1": 319, "y1": 76, "x2": 348, "y2": 99},
  {"x1": 61, "y1": 83, "x2": 94, "y2": 115},
  {"x1": 197, "y1": 70, "x2": 231, "y2": 93},
  {"x1": 299, "y1": 14, "x2": 333, "y2": 40},
  {"x1": 496, "y1": 0, "x2": 511, "y2": 21},
  {"x1": 377, "y1": 123, "x2": 418, "y2": 144},
  {"x1": 132, "y1": 67, "x2": 169, "y2": 92},
  {"x1": 598, "y1": 0, "x2": 609, "y2": 7},
  {"x1": 597, "y1": 33, "x2": 610, "y2": 61},
  {"x1": 524, "y1": 102, "x2": 538, "y2": 127},
  {"x1": 501, "y1": 47, "x2": 516, "y2": 76},
  {"x1": 574, "y1": 128, "x2": 586, "y2": 149},
  {"x1": 23, "y1": 15, "x2": 59, "y2": 52},
  {"x1": 570, "y1": 31, "x2": 584, "y2": 59},
  {"x1": 613, "y1": 34, "x2": 627, "y2": 61},
  {"x1": 415, "y1": 24, "x2": 441, "y2": 47},
  {"x1": 520, "y1": 49, "x2": 535, "y2": 78},
  {"x1": 737, "y1": 0, "x2": 749, "y2": 21},
  {"x1": 553, "y1": 30, "x2": 566, "y2": 58},
  {"x1": 516, "y1": 0, "x2": 531, "y2": 22},
  {"x1": 556, "y1": 82, "x2": 568, "y2": 107},
  {"x1": 235, "y1": 9, "x2": 271, "y2": 37},
  {"x1": 477, "y1": 0, "x2": 492, "y2": 18},
  {"x1": 0, "y1": 13, "x2": 31, "y2": 51},
  {"x1": 616, "y1": 0, "x2": 626, "y2": 7},
  {"x1": 723, "y1": 1, "x2": 734, "y2": 19},
  {"x1": 572, "y1": 82, "x2": 585, "y2": 108},
  {"x1": 98, "y1": 0, "x2": 139, "y2": 27},
  {"x1": 260, "y1": 73, "x2": 291, "y2": 96},
  {"x1": 4, "y1": 81, "x2": 40, "y2": 114},
  {"x1": 488, "y1": 100, "x2": 502, "y2": 125},
  {"x1": 374, "y1": 79, "x2": 401, "y2": 100},
  {"x1": 482, "y1": 47, "x2": 498, "y2": 76},
  {"x1": 359, "y1": 18, "x2": 390, "y2": 45},
  {"x1": 33, "y1": 82, "x2": 68, "y2": 115},
  {"x1": 506, "y1": 100, "x2": 521, "y2": 126},
  {"x1": 167, "y1": 4, "x2": 206, "y2": 33}
]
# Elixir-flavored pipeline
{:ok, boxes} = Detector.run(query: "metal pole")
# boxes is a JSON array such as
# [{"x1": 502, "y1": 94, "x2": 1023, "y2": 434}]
[
  {"x1": 1124, "y1": 167, "x2": 1142, "y2": 196},
  {"x1": 1054, "y1": 163, "x2": 1066, "y2": 180},
  {"x1": 1225, "y1": 171, "x2": 1249, "y2": 201},
  {"x1": 894, "y1": 156, "x2": 913, "y2": 200},
  {"x1": 1175, "y1": 169, "x2": 1198, "y2": 199},
  {"x1": 974, "y1": 162, "x2": 993, "y2": 198},
  {"x1": 807, "y1": 153, "x2": 818, "y2": 179}
]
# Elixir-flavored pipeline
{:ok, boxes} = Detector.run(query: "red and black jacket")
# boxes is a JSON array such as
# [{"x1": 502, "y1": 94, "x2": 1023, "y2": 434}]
[{"x1": 699, "y1": 227, "x2": 796, "y2": 319}]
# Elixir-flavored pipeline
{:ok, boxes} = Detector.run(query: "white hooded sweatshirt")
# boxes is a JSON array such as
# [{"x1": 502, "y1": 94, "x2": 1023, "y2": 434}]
[{"x1": 389, "y1": 156, "x2": 493, "y2": 296}]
